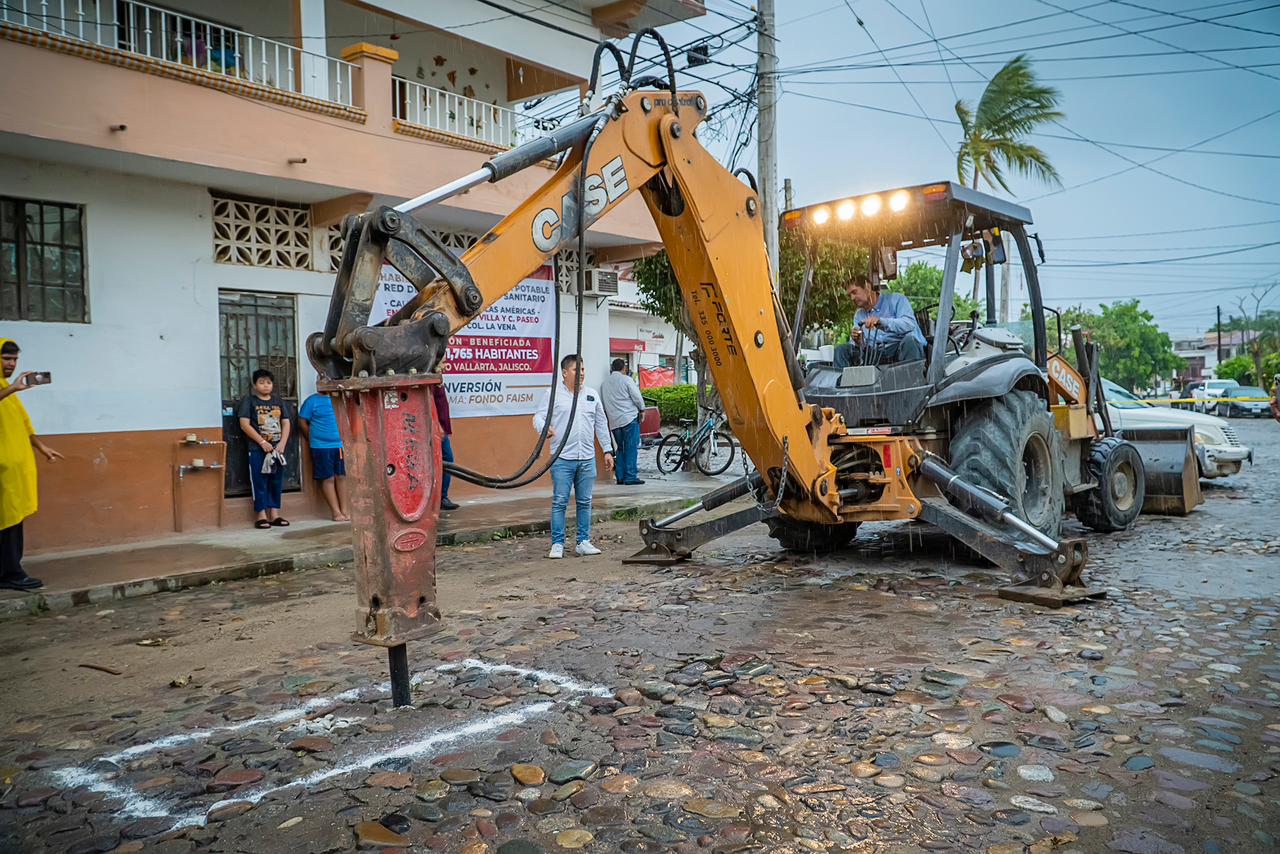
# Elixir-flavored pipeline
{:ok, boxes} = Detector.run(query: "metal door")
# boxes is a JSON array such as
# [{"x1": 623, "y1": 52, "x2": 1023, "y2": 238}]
[{"x1": 218, "y1": 291, "x2": 301, "y2": 497}]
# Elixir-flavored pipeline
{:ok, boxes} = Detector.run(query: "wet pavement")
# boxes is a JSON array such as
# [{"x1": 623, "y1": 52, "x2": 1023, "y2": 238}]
[{"x1": 0, "y1": 419, "x2": 1276, "y2": 853}]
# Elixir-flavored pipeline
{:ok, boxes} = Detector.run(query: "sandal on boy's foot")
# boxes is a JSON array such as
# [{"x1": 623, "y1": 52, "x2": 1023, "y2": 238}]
[
  {"x1": 270, "y1": 518, "x2": 291, "y2": 527},
  {"x1": 255, "y1": 519, "x2": 271, "y2": 529}
]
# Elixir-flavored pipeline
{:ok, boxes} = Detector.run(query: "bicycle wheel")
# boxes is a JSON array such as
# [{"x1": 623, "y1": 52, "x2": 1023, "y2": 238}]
[
  {"x1": 656, "y1": 433, "x2": 687, "y2": 474},
  {"x1": 695, "y1": 430, "x2": 736, "y2": 476}
]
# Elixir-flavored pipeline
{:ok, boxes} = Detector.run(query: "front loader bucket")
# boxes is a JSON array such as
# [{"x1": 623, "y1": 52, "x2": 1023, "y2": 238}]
[{"x1": 1118, "y1": 426, "x2": 1203, "y2": 516}]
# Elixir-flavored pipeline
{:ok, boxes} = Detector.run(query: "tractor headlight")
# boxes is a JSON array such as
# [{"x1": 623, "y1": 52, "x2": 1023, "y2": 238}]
[
  {"x1": 836, "y1": 200, "x2": 855, "y2": 221},
  {"x1": 889, "y1": 190, "x2": 909, "y2": 212},
  {"x1": 860, "y1": 195, "x2": 882, "y2": 216},
  {"x1": 812, "y1": 206, "x2": 831, "y2": 225}
]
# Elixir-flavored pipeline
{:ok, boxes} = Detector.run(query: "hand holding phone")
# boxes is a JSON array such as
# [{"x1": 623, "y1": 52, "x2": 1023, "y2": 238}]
[{"x1": 25, "y1": 371, "x2": 52, "y2": 386}]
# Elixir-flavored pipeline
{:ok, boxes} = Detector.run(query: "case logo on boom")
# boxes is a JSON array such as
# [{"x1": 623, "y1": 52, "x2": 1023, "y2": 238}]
[{"x1": 532, "y1": 156, "x2": 629, "y2": 253}]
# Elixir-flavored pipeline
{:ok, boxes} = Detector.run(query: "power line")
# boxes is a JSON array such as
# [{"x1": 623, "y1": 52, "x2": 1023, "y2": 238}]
[
  {"x1": 1042, "y1": 240, "x2": 1280, "y2": 267},
  {"x1": 1033, "y1": 0, "x2": 1280, "y2": 83},
  {"x1": 784, "y1": 62, "x2": 1280, "y2": 85},
  {"x1": 913, "y1": 0, "x2": 958, "y2": 102},
  {"x1": 838, "y1": 2, "x2": 954, "y2": 156},
  {"x1": 779, "y1": 0, "x2": 1275, "y2": 73},
  {"x1": 784, "y1": 89, "x2": 1280, "y2": 207},
  {"x1": 1109, "y1": 0, "x2": 1280, "y2": 41},
  {"x1": 1049, "y1": 219, "x2": 1280, "y2": 241},
  {"x1": 1022, "y1": 107, "x2": 1280, "y2": 202}
]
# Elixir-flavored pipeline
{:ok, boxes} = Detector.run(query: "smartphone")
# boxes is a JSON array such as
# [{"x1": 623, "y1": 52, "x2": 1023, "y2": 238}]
[{"x1": 25, "y1": 372, "x2": 52, "y2": 386}]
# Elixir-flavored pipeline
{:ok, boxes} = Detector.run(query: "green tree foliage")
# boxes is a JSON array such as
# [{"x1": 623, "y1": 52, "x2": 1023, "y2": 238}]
[
  {"x1": 1262, "y1": 351, "x2": 1280, "y2": 388},
  {"x1": 1045, "y1": 300, "x2": 1183, "y2": 391},
  {"x1": 777, "y1": 229, "x2": 867, "y2": 336},
  {"x1": 1215, "y1": 355, "x2": 1256, "y2": 385},
  {"x1": 955, "y1": 54, "x2": 1062, "y2": 298},
  {"x1": 955, "y1": 55, "x2": 1064, "y2": 193}
]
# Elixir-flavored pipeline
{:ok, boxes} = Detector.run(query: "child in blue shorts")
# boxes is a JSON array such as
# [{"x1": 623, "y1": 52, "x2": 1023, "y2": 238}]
[{"x1": 298, "y1": 390, "x2": 349, "y2": 521}]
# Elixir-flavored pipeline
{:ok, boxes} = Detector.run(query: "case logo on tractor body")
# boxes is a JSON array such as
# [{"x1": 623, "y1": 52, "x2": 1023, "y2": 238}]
[
  {"x1": 1048, "y1": 355, "x2": 1084, "y2": 401},
  {"x1": 532, "y1": 156, "x2": 629, "y2": 253}
]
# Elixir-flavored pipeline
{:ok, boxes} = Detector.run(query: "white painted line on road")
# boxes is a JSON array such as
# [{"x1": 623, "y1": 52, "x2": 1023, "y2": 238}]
[
  {"x1": 48, "y1": 657, "x2": 611, "y2": 825},
  {"x1": 195, "y1": 700, "x2": 556, "y2": 822},
  {"x1": 441, "y1": 657, "x2": 614, "y2": 697}
]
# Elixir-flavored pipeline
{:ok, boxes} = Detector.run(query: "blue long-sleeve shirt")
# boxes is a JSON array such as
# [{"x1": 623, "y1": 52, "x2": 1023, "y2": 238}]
[{"x1": 853, "y1": 292, "x2": 926, "y2": 350}]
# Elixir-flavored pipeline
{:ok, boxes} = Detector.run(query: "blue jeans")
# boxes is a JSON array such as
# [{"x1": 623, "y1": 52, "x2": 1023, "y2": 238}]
[
  {"x1": 550, "y1": 457, "x2": 595, "y2": 546},
  {"x1": 834, "y1": 335, "x2": 925, "y2": 369},
  {"x1": 440, "y1": 434, "x2": 453, "y2": 500},
  {"x1": 247, "y1": 445, "x2": 284, "y2": 513},
  {"x1": 611, "y1": 417, "x2": 641, "y2": 483}
]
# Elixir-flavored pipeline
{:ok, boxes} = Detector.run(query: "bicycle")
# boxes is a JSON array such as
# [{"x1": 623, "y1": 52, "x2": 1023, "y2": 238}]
[{"x1": 655, "y1": 405, "x2": 737, "y2": 476}]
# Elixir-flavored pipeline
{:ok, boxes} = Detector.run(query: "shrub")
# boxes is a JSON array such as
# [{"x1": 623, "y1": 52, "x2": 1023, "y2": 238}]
[{"x1": 642, "y1": 384, "x2": 697, "y2": 423}]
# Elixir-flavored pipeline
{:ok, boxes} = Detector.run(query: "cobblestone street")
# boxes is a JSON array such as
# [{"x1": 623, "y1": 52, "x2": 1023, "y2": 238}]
[{"x1": 1, "y1": 420, "x2": 1276, "y2": 854}]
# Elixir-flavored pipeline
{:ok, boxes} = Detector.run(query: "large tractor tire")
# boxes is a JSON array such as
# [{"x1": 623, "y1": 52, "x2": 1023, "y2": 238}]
[
  {"x1": 1073, "y1": 437, "x2": 1145, "y2": 532},
  {"x1": 766, "y1": 516, "x2": 859, "y2": 554},
  {"x1": 949, "y1": 389, "x2": 1065, "y2": 541}
]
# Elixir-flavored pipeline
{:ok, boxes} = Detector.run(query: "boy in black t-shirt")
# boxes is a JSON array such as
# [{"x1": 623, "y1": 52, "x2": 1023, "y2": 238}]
[{"x1": 236, "y1": 368, "x2": 292, "y2": 529}]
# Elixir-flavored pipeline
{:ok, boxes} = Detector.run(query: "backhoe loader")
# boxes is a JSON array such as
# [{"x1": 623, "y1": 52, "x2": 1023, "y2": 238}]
[{"x1": 307, "y1": 32, "x2": 1196, "y2": 703}]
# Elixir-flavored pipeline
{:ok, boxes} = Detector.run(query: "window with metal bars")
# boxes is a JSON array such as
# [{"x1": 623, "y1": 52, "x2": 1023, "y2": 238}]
[{"x1": 0, "y1": 196, "x2": 87, "y2": 323}]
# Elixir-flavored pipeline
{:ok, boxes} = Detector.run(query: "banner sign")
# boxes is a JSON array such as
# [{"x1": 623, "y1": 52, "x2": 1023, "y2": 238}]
[
  {"x1": 442, "y1": 266, "x2": 556, "y2": 418},
  {"x1": 370, "y1": 264, "x2": 415, "y2": 323},
  {"x1": 639, "y1": 366, "x2": 675, "y2": 389}
]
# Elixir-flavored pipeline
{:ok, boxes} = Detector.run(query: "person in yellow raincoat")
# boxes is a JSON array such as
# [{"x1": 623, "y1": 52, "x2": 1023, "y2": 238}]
[{"x1": 0, "y1": 339, "x2": 63, "y2": 590}]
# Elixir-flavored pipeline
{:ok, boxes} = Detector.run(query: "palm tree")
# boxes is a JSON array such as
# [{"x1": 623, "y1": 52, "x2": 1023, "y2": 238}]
[
  {"x1": 955, "y1": 54, "x2": 1063, "y2": 192},
  {"x1": 955, "y1": 54, "x2": 1063, "y2": 302}
]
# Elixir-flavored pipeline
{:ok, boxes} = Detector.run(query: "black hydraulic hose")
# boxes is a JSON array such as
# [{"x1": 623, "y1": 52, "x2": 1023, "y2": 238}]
[
  {"x1": 588, "y1": 42, "x2": 629, "y2": 100},
  {"x1": 625, "y1": 27, "x2": 678, "y2": 113},
  {"x1": 444, "y1": 119, "x2": 603, "y2": 489}
]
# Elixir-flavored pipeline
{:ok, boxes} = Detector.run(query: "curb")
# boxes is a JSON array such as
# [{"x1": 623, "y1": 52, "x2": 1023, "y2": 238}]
[{"x1": 0, "y1": 496, "x2": 696, "y2": 620}]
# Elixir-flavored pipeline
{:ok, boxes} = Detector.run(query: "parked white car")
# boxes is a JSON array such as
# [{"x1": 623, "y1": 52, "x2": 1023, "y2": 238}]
[
  {"x1": 1192, "y1": 379, "x2": 1240, "y2": 414},
  {"x1": 1103, "y1": 378, "x2": 1252, "y2": 479}
]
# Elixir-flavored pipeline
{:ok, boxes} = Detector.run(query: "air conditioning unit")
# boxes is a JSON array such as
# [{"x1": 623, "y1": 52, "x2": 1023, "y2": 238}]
[{"x1": 582, "y1": 268, "x2": 619, "y2": 297}]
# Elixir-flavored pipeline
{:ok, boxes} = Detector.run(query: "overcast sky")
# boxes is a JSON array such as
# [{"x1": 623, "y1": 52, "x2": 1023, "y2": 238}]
[{"x1": 642, "y1": 0, "x2": 1280, "y2": 339}]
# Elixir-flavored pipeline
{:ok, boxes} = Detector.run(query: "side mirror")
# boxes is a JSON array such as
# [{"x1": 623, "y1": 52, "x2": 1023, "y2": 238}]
[
  {"x1": 986, "y1": 228, "x2": 1007, "y2": 264},
  {"x1": 877, "y1": 246, "x2": 898, "y2": 281},
  {"x1": 1032, "y1": 232, "x2": 1046, "y2": 264}
]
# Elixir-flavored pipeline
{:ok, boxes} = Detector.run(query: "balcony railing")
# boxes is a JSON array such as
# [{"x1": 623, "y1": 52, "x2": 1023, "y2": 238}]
[
  {"x1": 2, "y1": 0, "x2": 357, "y2": 107},
  {"x1": 393, "y1": 77, "x2": 547, "y2": 149}
]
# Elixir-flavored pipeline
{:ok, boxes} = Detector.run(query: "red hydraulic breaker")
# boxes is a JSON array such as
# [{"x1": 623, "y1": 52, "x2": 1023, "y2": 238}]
[{"x1": 318, "y1": 371, "x2": 444, "y2": 706}]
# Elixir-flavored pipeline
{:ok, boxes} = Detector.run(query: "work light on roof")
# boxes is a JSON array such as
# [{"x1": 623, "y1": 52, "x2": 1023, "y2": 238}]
[
  {"x1": 836, "y1": 200, "x2": 855, "y2": 221},
  {"x1": 812, "y1": 206, "x2": 830, "y2": 225},
  {"x1": 889, "y1": 190, "x2": 909, "y2": 212},
  {"x1": 860, "y1": 195, "x2": 882, "y2": 216}
]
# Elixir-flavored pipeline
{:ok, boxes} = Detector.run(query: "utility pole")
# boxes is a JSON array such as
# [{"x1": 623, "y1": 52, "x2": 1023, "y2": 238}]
[
  {"x1": 757, "y1": 0, "x2": 779, "y2": 279},
  {"x1": 1216, "y1": 305, "x2": 1224, "y2": 366},
  {"x1": 783, "y1": 177, "x2": 793, "y2": 212}
]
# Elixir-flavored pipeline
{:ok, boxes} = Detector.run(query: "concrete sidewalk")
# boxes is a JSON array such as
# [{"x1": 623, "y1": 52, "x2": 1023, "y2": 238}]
[{"x1": 0, "y1": 472, "x2": 729, "y2": 618}]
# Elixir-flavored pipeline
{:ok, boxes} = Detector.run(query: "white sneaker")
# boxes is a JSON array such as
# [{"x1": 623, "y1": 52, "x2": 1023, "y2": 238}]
[
  {"x1": 575, "y1": 540, "x2": 602, "y2": 556},
  {"x1": 547, "y1": 543, "x2": 564, "y2": 559}
]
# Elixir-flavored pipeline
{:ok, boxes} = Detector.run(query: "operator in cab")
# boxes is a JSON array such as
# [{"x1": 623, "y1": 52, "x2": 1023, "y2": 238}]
[{"x1": 833, "y1": 272, "x2": 927, "y2": 368}]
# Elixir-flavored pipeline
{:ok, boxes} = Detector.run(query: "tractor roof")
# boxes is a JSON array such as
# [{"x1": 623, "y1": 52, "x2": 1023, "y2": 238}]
[{"x1": 780, "y1": 181, "x2": 1034, "y2": 250}]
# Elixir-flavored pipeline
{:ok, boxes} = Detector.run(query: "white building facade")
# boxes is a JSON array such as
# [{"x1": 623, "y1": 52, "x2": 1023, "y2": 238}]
[{"x1": 0, "y1": 0, "x2": 703, "y2": 552}]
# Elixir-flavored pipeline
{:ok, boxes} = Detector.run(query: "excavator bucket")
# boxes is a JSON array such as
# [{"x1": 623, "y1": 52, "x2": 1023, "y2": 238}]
[{"x1": 1118, "y1": 426, "x2": 1203, "y2": 516}]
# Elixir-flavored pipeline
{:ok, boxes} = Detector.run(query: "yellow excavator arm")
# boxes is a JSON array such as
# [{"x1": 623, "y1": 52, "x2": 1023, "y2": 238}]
[{"x1": 309, "y1": 89, "x2": 846, "y2": 523}]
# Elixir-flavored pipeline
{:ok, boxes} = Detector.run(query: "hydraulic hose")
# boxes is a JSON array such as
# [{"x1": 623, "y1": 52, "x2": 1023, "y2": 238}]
[
  {"x1": 625, "y1": 28, "x2": 678, "y2": 113},
  {"x1": 444, "y1": 117, "x2": 604, "y2": 489}
]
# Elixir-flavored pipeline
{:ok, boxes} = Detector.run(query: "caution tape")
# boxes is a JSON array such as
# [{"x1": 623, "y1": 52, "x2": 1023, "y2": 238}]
[{"x1": 1104, "y1": 397, "x2": 1275, "y2": 404}]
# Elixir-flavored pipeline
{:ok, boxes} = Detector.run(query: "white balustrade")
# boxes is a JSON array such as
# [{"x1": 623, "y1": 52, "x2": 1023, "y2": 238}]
[
  {"x1": 393, "y1": 76, "x2": 546, "y2": 149},
  {"x1": 2, "y1": 0, "x2": 357, "y2": 107}
]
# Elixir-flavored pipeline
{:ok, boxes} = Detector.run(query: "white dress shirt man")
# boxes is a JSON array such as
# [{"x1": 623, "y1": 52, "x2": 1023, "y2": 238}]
[{"x1": 532, "y1": 354, "x2": 615, "y2": 558}]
